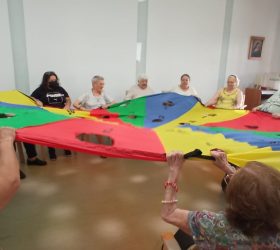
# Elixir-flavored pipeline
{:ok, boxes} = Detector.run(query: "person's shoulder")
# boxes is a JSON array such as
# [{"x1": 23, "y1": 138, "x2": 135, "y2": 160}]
[
  {"x1": 188, "y1": 211, "x2": 228, "y2": 238},
  {"x1": 31, "y1": 86, "x2": 44, "y2": 96},
  {"x1": 170, "y1": 85, "x2": 179, "y2": 91},
  {"x1": 189, "y1": 210, "x2": 226, "y2": 224},
  {"x1": 236, "y1": 87, "x2": 242, "y2": 92},
  {"x1": 57, "y1": 86, "x2": 66, "y2": 91},
  {"x1": 78, "y1": 91, "x2": 90, "y2": 99},
  {"x1": 126, "y1": 84, "x2": 138, "y2": 92},
  {"x1": 147, "y1": 86, "x2": 155, "y2": 92}
]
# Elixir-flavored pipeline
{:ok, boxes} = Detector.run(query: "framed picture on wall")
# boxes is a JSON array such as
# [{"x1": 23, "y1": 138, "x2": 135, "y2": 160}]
[{"x1": 248, "y1": 36, "x2": 265, "y2": 60}]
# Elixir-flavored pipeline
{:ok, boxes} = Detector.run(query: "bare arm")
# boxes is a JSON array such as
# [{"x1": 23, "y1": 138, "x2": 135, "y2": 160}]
[
  {"x1": 210, "y1": 149, "x2": 237, "y2": 176},
  {"x1": 31, "y1": 97, "x2": 43, "y2": 107},
  {"x1": 0, "y1": 128, "x2": 20, "y2": 210},
  {"x1": 252, "y1": 105, "x2": 262, "y2": 112},
  {"x1": 64, "y1": 97, "x2": 71, "y2": 110},
  {"x1": 161, "y1": 152, "x2": 192, "y2": 235},
  {"x1": 73, "y1": 99, "x2": 87, "y2": 111},
  {"x1": 205, "y1": 89, "x2": 221, "y2": 107}
]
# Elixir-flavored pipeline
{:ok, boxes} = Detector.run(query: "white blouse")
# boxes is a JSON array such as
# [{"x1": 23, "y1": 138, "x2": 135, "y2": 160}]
[{"x1": 77, "y1": 91, "x2": 114, "y2": 110}]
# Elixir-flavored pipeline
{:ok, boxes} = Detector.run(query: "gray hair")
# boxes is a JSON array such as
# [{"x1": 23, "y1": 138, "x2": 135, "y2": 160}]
[
  {"x1": 137, "y1": 74, "x2": 148, "y2": 82},
  {"x1": 91, "y1": 75, "x2": 104, "y2": 84}
]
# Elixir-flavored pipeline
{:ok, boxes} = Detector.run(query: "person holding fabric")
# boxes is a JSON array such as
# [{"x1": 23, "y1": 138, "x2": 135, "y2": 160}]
[
  {"x1": 169, "y1": 74, "x2": 198, "y2": 97},
  {"x1": 252, "y1": 90, "x2": 280, "y2": 117},
  {"x1": 161, "y1": 150, "x2": 280, "y2": 249},
  {"x1": 24, "y1": 71, "x2": 72, "y2": 161},
  {"x1": 205, "y1": 75, "x2": 244, "y2": 109},
  {"x1": 124, "y1": 74, "x2": 154, "y2": 100},
  {"x1": 0, "y1": 127, "x2": 20, "y2": 209},
  {"x1": 74, "y1": 75, "x2": 115, "y2": 111}
]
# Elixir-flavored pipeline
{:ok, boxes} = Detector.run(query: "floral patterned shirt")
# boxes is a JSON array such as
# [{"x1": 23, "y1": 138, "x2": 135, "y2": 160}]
[{"x1": 188, "y1": 211, "x2": 280, "y2": 249}]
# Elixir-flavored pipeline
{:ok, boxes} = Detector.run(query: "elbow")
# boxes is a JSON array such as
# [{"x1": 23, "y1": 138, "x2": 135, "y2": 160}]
[
  {"x1": 10, "y1": 175, "x2": 20, "y2": 193},
  {"x1": 73, "y1": 102, "x2": 79, "y2": 109},
  {"x1": 161, "y1": 213, "x2": 169, "y2": 223},
  {"x1": 0, "y1": 176, "x2": 20, "y2": 210},
  {"x1": 161, "y1": 211, "x2": 173, "y2": 224}
]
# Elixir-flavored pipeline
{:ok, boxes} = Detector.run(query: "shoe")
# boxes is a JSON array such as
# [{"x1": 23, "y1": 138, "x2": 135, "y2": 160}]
[
  {"x1": 20, "y1": 170, "x2": 26, "y2": 179},
  {"x1": 27, "y1": 158, "x2": 47, "y2": 166},
  {"x1": 49, "y1": 154, "x2": 57, "y2": 161},
  {"x1": 64, "y1": 150, "x2": 72, "y2": 157}
]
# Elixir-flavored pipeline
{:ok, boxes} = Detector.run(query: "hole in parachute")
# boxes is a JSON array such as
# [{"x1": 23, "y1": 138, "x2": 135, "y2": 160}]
[
  {"x1": 77, "y1": 133, "x2": 114, "y2": 146},
  {"x1": 162, "y1": 100, "x2": 174, "y2": 107},
  {"x1": 0, "y1": 113, "x2": 15, "y2": 118}
]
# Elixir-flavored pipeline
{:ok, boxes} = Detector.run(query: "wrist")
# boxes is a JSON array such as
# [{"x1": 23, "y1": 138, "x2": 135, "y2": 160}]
[
  {"x1": 225, "y1": 164, "x2": 236, "y2": 175},
  {"x1": 168, "y1": 169, "x2": 179, "y2": 180}
]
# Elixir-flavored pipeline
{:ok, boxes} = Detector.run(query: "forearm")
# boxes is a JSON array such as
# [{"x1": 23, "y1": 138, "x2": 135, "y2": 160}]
[
  {"x1": 161, "y1": 165, "x2": 191, "y2": 234},
  {"x1": 235, "y1": 91, "x2": 243, "y2": 109},
  {"x1": 64, "y1": 98, "x2": 71, "y2": 109},
  {"x1": 224, "y1": 163, "x2": 237, "y2": 175},
  {"x1": 205, "y1": 96, "x2": 218, "y2": 107},
  {"x1": 0, "y1": 139, "x2": 20, "y2": 209},
  {"x1": 73, "y1": 101, "x2": 86, "y2": 110},
  {"x1": 161, "y1": 169, "x2": 179, "y2": 221}
]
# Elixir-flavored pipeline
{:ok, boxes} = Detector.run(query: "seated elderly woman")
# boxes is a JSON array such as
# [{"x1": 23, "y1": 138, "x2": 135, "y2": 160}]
[
  {"x1": 73, "y1": 75, "x2": 115, "y2": 111},
  {"x1": 124, "y1": 74, "x2": 154, "y2": 100},
  {"x1": 169, "y1": 74, "x2": 198, "y2": 96},
  {"x1": 161, "y1": 150, "x2": 280, "y2": 249},
  {"x1": 252, "y1": 90, "x2": 280, "y2": 118},
  {"x1": 205, "y1": 75, "x2": 244, "y2": 109}
]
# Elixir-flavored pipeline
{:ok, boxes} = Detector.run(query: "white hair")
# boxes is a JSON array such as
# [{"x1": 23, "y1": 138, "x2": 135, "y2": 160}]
[
  {"x1": 91, "y1": 75, "x2": 104, "y2": 84},
  {"x1": 137, "y1": 74, "x2": 148, "y2": 82},
  {"x1": 228, "y1": 74, "x2": 240, "y2": 86}
]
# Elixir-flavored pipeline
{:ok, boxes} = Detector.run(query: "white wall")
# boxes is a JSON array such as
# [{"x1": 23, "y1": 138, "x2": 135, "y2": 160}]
[
  {"x1": 1, "y1": 0, "x2": 280, "y2": 102},
  {"x1": 23, "y1": 0, "x2": 138, "y2": 101},
  {"x1": 226, "y1": 0, "x2": 280, "y2": 88},
  {"x1": 270, "y1": 6, "x2": 280, "y2": 73},
  {"x1": 0, "y1": 0, "x2": 15, "y2": 90},
  {"x1": 146, "y1": 0, "x2": 226, "y2": 102}
]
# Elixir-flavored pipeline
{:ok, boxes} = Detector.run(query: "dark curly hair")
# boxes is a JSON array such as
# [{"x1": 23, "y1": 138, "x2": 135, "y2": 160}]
[{"x1": 226, "y1": 161, "x2": 280, "y2": 237}]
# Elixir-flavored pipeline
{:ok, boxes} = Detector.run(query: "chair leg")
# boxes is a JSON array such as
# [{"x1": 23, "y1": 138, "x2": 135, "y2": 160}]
[{"x1": 15, "y1": 142, "x2": 25, "y2": 164}]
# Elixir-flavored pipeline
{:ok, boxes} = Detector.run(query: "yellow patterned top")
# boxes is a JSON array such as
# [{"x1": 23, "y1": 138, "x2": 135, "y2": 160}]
[{"x1": 216, "y1": 88, "x2": 239, "y2": 109}]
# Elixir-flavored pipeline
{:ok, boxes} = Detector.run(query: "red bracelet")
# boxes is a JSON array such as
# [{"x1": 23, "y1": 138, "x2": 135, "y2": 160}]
[{"x1": 164, "y1": 181, "x2": 178, "y2": 192}]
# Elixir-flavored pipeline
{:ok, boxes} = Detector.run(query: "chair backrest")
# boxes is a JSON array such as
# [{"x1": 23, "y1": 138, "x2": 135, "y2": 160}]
[{"x1": 244, "y1": 88, "x2": 261, "y2": 110}]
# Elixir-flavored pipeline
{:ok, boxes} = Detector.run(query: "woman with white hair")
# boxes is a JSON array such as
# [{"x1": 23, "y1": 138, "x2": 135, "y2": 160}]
[
  {"x1": 74, "y1": 75, "x2": 115, "y2": 111},
  {"x1": 124, "y1": 74, "x2": 154, "y2": 100},
  {"x1": 205, "y1": 74, "x2": 244, "y2": 109}
]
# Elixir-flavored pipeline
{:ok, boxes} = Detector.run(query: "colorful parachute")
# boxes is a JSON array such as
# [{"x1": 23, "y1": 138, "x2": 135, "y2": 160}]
[{"x1": 0, "y1": 90, "x2": 279, "y2": 170}]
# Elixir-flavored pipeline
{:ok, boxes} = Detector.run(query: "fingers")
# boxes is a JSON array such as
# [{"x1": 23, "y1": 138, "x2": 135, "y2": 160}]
[
  {"x1": 272, "y1": 113, "x2": 280, "y2": 119},
  {"x1": 166, "y1": 151, "x2": 185, "y2": 169},
  {"x1": 166, "y1": 151, "x2": 184, "y2": 160}
]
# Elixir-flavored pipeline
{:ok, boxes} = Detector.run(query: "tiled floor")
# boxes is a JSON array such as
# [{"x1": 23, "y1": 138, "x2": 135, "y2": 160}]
[{"x1": 0, "y1": 152, "x2": 226, "y2": 250}]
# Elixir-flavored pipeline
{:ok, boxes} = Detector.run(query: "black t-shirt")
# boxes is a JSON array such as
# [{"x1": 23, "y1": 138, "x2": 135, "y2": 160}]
[{"x1": 31, "y1": 86, "x2": 69, "y2": 108}]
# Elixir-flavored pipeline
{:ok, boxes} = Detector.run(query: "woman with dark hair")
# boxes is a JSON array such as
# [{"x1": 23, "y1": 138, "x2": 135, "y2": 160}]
[
  {"x1": 169, "y1": 74, "x2": 198, "y2": 97},
  {"x1": 24, "y1": 71, "x2": 72, "y2": 162},
  {"x1": 161, "y1": 150, "x2": 280, "y2": 249}
]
